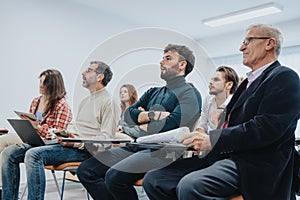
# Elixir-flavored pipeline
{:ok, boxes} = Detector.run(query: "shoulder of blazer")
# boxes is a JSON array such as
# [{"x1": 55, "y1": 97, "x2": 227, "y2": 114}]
[
  {"x1": 259, "y1": 61, "x2": 281, "y2": 78},
  {"x1": 258, "y1": 61, "x2": 296, "y2": 86}
]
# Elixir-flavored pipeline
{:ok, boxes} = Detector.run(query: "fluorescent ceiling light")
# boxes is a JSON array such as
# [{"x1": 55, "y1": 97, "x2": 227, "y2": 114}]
[{"x1": 203, "y1": 3, "x2": 282, "y2": 27}]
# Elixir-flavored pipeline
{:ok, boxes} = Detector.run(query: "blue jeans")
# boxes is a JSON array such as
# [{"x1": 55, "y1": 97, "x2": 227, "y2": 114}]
[
  {"x1": 2, "y1": 143, "x2": 91, "y2": 200},
  {"x1": 77, "y1": 146, "x2": 172, "y2": 200}
]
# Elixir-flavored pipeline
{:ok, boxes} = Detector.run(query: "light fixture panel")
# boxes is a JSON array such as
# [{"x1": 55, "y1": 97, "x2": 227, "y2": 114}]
[{"x1": 203, "y1": 3, "x2": 282, "y2": 27}]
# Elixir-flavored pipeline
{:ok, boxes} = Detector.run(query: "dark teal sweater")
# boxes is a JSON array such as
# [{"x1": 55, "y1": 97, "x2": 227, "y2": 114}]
[{"x1": 125, "y1": 76, "x2": 202, "y2": 137}]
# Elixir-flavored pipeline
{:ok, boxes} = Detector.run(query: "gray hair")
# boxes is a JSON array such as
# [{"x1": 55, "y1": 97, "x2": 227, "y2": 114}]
[
  {"x1": 90, "y1": 61, "x2": 113, "y2": 86},
  {"x1": 247, "y1": 24, "x2": 283, "y2": 57}
]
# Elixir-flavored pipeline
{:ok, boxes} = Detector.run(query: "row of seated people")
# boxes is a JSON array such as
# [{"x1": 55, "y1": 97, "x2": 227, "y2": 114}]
[
  {"x1": 0, "y1": 43, "x2": 200, "y2": 200},
  {"x1": 1, "y1": 23, "x2": 300, "y2": 200},
  {"x1": 0, "y1": 44, "x2": 228, "y2": 200}
]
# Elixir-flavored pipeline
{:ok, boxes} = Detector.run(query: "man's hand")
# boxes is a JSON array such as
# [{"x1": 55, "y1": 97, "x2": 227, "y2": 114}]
[
  {"x1": 180, "y1": 130, "x2": 212, "y2": 154},
  {"x1": 59, "y1": 132, "x2": 75, "y2": 147},
  {"x1": 138, "y1": 110, "x2": 170, "y2": 124},
  {"x1": 138, "y1": 107, "x2": 145, "y2": 111},
  {"x1": 159, "y1": 111, "x2": 170, "y2": 120},
  {"x1": 138, "y1": 110, "x2": 170, "y2": 132},
  {"x1": 196, "y1": 127, "x2": 206, "y2": 133},
  {"x1": 116, "y1": 125, "x2": 123, "y2": 132},
  {"x1": 139, "y1": 123, "x2": 148, "y2": 132}
]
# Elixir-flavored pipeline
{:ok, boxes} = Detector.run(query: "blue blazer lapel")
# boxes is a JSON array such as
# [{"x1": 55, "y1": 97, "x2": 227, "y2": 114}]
[
  {"x1": 229, "y1": 61, "x2": 281, "y2": 114},
  {"x1": 226, "y1": 80, "x2": 247, "y2": 112}
]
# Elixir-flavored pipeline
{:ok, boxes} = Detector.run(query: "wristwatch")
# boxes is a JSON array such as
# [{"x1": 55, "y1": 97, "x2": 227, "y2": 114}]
[{"x1": 148, "y1": 110, "x2": 155, "y2": 121}]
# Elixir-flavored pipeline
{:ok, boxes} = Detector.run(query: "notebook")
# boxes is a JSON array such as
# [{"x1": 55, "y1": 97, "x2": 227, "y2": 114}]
[
  {"x1": 14, "y1": 110, "x2": 37, "y2": 121},
  {"x1": 7, "y1": 119, "x2": 58, "y2": 146}
]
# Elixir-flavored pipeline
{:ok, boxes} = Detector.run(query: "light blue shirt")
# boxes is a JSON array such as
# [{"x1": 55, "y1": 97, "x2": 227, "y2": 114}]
[{"x1": 35, "y1": 111, "x2": 43, "y2": 122}]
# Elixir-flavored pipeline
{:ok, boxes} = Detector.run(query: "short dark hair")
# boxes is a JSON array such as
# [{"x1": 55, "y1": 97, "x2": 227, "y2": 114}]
[
  {"x1": 216, "y1": 66, "x2": 239, "y2": 94},
  {"x1": 90, "y1": 61, "x2": 113, "y2": 86},
  {"x1": 164, "y1": 44, "x2": 195, "y2": 76}
]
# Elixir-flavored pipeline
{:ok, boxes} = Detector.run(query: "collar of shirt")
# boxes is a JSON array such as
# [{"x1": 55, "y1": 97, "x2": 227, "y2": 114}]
[
  {"x1": 246, "y1": 61, "x2": 275, "y2": 88},
  {"x1": 219, "y1": 94, "x2": 233, "y2": 109}
]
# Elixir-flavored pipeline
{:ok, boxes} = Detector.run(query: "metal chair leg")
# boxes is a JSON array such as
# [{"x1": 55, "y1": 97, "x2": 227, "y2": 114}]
[
  {"x1": 51, "y1": 170, "x2": 61, "y2": 197},
  {"x1": 20, "y1": 183, "x2": 28, "y2": 200},
  {"x1": 20, "y1": 167, "x2": 89, "y2": 200},
  {"x1": 60, "y1": 170, "x2": 89, "y2": 200},
  {"x1": 60, "y1": 171, "x2": 67, "y2": 200}
]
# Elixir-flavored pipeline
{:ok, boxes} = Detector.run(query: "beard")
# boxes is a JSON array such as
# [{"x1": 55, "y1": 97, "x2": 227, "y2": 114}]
[
  {"x1": 209, "y1": 86, "x2": 225, "y2": 96},
  {"x1": 82, "y1": 80, "x2": 89, "y2": 88},
  {"x1": 209, "y1": 90, "x2": 217, "y2": 95},
  {"x1": 82, "y1": 76, "x2": 97, "y2": 89},
  {"x1": 160, "y1": 63, "x2": 180, "y2": 81}
]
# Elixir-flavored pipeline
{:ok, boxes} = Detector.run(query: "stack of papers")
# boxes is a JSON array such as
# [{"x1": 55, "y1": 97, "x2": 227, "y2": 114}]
[{"x1": 136, "y1": 127, "x2": 190, "y2": 144}]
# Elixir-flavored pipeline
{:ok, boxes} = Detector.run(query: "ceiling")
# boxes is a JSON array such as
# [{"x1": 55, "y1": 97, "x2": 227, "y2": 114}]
[{"x1": 70, "y1": 0, "x2": 300, "y2": 57}]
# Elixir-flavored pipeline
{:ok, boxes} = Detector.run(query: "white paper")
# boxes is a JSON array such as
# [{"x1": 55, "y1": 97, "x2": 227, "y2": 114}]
[{"x1": 136, "y1": 127, "x2": 190, "y2": 144}]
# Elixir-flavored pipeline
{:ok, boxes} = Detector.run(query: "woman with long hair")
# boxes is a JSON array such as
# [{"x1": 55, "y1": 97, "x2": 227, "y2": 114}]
[
  {"x1": 26, "y1": 69, "x2": 73, "y2": 136},
  {"x1": 116, "y1": 84, "x2": 139, "y2": 139},
  {"x1": 0, "y1": 69, "x2": 73, "y2": 194}
]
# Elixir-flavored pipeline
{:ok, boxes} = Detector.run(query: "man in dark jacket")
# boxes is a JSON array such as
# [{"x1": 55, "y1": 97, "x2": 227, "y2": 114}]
[{"x1": 143, "y1": 24, "x2": 300, "y2": 200}]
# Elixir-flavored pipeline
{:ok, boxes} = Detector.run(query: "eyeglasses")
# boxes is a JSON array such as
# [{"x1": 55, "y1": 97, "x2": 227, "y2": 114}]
[
  {"x1": 85, "y1": 68, "x2": 98, "y2": 73},
  {"x1": 242, "y1": 37, "x2": 271, "y2": 45}
]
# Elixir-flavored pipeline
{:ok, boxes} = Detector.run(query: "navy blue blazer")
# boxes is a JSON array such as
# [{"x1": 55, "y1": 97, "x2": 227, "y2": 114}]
[{"x1": 210, "y1": 61, "x2": 300, "y2": 200}]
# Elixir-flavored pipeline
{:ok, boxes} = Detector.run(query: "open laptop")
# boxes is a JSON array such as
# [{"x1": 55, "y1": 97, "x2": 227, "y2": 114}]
[{"x1": 7, "y1": 119, "x2": 58, "y2": 146}]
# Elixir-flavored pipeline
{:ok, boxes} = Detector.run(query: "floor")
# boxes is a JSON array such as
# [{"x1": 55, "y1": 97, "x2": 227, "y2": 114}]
[
  {"x1": 17, "y1": 170, "x2": 300, "y2": 200},
  {"x1": 18, "y1": 173, "x2": 149, "y2": 200}
]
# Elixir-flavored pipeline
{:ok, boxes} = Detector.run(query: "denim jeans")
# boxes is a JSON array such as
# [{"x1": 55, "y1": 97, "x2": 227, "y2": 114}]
[
  {"x1": 0, "y1": 133, "x2": 23, "y2": 187},
  {"x1": 2, "y1": 143, "x2": 91, "y2": 200},
  {"x1": 77, "y1": 146, "x2": 172, "y2": 200}
]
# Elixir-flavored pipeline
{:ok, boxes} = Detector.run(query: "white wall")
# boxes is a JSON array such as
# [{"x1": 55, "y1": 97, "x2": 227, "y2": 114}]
[
  {"x1": 1, "y1": 0, "x2": 299, "y2": 136},
  {"x1": 0, "y1": 0, "x2": 137, "y2": 129},
  {"x1": 0, "y1": 0, "x2": 144, "y2": 184},
  {"x1": 0, "y1": 0, "x2": 216, "y2": 130}
]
